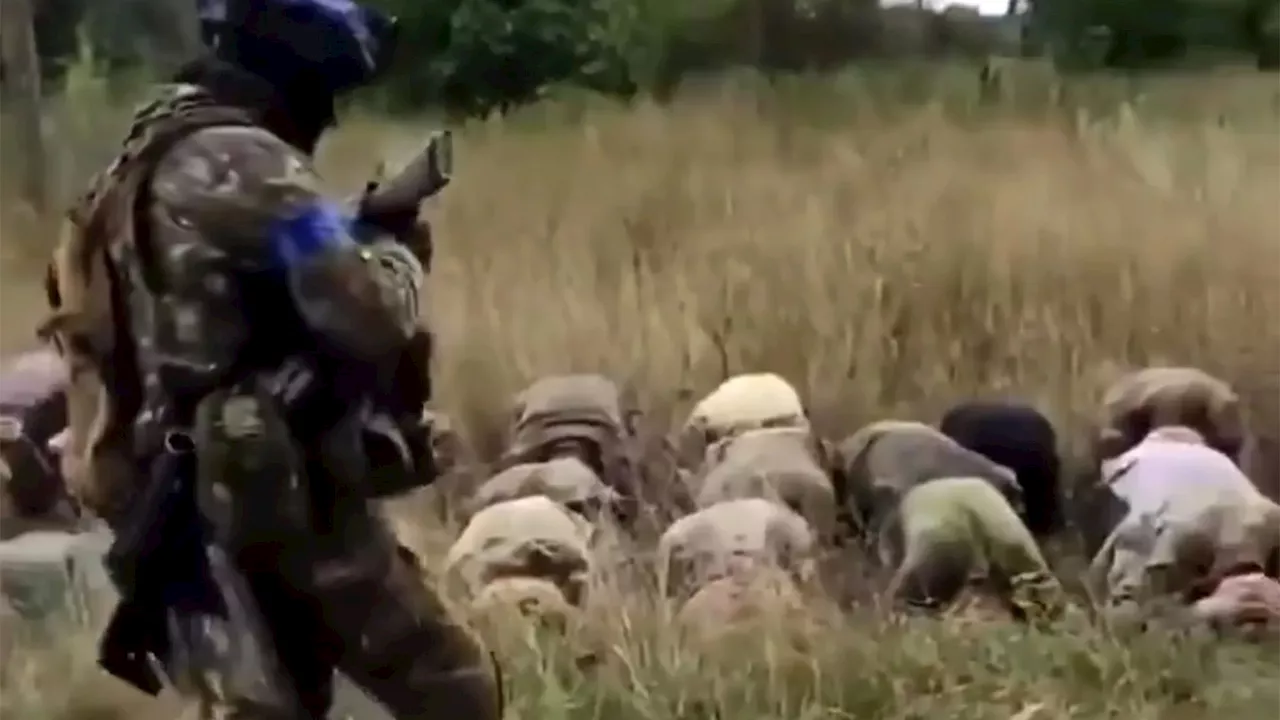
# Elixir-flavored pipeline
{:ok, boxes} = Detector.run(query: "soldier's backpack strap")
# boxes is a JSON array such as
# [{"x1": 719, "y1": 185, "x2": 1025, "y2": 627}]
[
  {"x1": 85, "y1": 95, "x2": 258, "y2": 296},
  {"x1": 43, "y1": 89, "x2": 256, "y2": 358}
]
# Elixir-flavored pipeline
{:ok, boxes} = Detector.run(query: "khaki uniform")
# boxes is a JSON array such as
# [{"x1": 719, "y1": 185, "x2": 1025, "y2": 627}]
[
  {"x1": 1089, "y1": 433, "x2": 1280, "y2": 617},
  {"x1": 446, "y1": 496, "x2": 595, "y2": 613},
  {"x1": 657, "y1": 498, "x2": 817, "y2": 603},
  {"x1": 836, "y1": 420, "x2": 1022, "y2": 536},
  {"x1": 467, "y1": 457, "x2": 621, "y2": 521},
  {"x1": 692, "y1": 427, "x2": 837, "y2": 542},
  {"x1": 43, "y1": 85, "x2": 497, "y2": 720},
  {"x1": 883, "y1": 476, "x2": 1065, "y2": 623},
  {"x1": 1098, "y1": 366, "x2": 1245, "y2": 462},
  {"x1": 677, "y1": 373, "x2": 808, "y2": 469}
]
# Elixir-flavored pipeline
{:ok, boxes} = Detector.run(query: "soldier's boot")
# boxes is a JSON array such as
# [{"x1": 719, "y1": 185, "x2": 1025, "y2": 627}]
[
  {"x1": 982, "y1": 524, "x2": 1068, "y2": 626},
  {"x1": 1002, "y1": 569, "x2": 1068, "y2": 627},
  {"x1": 305, "y1": 514, "x2": 503, "y2": 720}
]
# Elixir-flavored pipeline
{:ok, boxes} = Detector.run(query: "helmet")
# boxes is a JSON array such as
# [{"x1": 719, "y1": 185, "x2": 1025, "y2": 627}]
[{"x1": 198, "y1": 0, "x2": 399, "y2": 94}]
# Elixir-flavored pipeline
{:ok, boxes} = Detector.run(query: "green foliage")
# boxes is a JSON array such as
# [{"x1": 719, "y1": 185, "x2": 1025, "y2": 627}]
[
  {"x1": 17, "y1": 0, "x2": 1279, "y2": 117},
  {"x1": 1245, "y1": 0, "x2": 1280, "y2": 68},
  {"x1": 366, "y1": 0, "x2": 649, "y2": 118},
  {"x1": 364, "y1": 0, "x2": 894, "y2": 116},
  {"x1": 31, "y1": 0, "x2": 196, "y2": 84},
  {"x1": 1032, "y1": 0, "x2": 1277, "y2": 70}
]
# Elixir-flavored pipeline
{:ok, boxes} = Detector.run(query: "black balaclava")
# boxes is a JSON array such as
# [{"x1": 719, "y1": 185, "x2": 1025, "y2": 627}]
[
  {"x1": 183, "y1": 0, "x2": 345, "y2": 155},
  {"x1": 185, "y1": 0, "x2": 397, "y2": 153},
  {"x1": 172, "y1": 55, "x2": 336, "y2": 155}
]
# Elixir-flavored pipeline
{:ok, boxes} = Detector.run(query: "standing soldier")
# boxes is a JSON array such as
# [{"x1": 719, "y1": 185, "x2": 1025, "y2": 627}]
[{"x1": 40, "y1": 0, "x2": 501, "y2": 717}]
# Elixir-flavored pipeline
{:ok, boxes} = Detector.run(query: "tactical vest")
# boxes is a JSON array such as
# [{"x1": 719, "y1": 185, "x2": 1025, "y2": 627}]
[{"x1": 41, "y1": 87, "x2": 258, "y2": 526}]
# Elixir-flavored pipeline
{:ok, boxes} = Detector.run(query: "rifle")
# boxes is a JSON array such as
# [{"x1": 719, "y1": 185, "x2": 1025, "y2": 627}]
[
  {"x1": 357, "y1": 130, "x2": 453, "y2": 230},
  {"x1": 98, "y1": 436, "x2": 205, "y2": 696}
]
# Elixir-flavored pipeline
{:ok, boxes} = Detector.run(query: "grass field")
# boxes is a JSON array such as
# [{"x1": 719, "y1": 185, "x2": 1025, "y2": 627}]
[{"x1": 1, "y1": 68, "x2": 1279, "y2": 719}]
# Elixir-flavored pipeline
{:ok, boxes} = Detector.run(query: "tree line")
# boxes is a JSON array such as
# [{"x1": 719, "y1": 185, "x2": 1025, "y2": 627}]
[{"x1": 11, "y1": 0, "x2": 1280, "y2": 118}]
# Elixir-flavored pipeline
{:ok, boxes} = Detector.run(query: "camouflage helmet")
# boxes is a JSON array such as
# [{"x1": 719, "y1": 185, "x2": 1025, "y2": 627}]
[{"x1": 198, "y1": 0, "x2": 399, "y2": 95}]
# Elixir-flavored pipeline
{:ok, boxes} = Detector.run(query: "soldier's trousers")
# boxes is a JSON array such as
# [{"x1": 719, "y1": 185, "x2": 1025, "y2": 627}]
[
  {"x1": 881, "y1": 477, "x2": 1066, "y2": 624},
  {"x1": 165, "y1": 505, "x2": 502, "y2": 720}
]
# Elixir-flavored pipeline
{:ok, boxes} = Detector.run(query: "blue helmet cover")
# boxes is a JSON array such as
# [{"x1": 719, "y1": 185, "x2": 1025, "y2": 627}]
[{"x1": 199, "y1": 0, "x2": 398, "y2": 94}]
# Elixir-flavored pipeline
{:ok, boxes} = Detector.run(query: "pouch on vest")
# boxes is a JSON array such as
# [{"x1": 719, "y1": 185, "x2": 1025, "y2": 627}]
[
  {"x1": 315, "y1": 398, "x2": 435, "y2": 501},
  {"x1": 193, "y1": 379, "x2": 310, "y2": 548}
]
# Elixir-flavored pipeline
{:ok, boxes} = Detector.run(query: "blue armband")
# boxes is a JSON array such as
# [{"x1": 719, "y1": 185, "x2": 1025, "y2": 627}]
[{"x1": 267, "y1": 200, "x2": 357, "y2": 269}]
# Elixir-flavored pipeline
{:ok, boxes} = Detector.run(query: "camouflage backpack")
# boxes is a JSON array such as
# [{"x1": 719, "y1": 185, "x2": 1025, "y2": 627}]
[{"x1": 39, "y1": 86, "x2": 256, "y2": 526}]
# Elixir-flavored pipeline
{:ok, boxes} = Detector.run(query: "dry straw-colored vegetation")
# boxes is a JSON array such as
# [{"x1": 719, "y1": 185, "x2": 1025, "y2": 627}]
[{"x1": 2, "y1": 68, "x2": 1279, "y2": 719}]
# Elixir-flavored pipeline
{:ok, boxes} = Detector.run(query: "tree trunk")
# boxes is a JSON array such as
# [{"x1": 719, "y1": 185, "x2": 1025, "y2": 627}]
[
  {"x1": 156, "y1": 0, "x2": 203, "y2": 73},
  {"x1": 0, "y1": 0, "x2": 49, "y2": 214}
]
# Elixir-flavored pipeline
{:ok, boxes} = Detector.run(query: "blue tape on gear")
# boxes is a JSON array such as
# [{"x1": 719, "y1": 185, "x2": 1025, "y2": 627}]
[
  {"x1": 347, "y1": 215, "x2": 384, "y2": 244},
  {"x1": 268, "y1": 201, "x2": 355, "y2": 269}
]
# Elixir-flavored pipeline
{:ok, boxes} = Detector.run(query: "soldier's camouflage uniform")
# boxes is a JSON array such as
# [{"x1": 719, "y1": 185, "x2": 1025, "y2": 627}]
[
  {"x1": 692, "y1": 427, "x2": 838, "y2": 543},
  {"x1": 882, "y1": 476, "x2": 1066, "y2": 624},
  {"x1": 467, "y1": 457, "x2": 623, "y2": 522},
  {"x1": 1088, "y1": 431, "x2": 1280, "y2": 622},
  {"x1": 445, "y1": 495, "x2": 595, "y2": 618},
  {"x1": 657, "y1": 498, "x2": 817, "y2": 605},
  {"x1": 43, "y1": 85, "x2": 499, "y2": 720}
]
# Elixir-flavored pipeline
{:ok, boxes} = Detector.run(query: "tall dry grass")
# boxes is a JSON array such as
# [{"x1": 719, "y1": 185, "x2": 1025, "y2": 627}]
[
  {"x1": 1, "y1": 73, "x2": 1279, "y2": 719},
  {"x1": 401, "y1": 84, "x2": 1280, "y2": 461}
]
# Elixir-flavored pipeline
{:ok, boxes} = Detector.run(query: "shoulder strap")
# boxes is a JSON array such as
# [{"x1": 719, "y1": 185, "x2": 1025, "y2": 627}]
[{"x1": 82, "y1": 102, "x2": 257, "y2": 295}]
